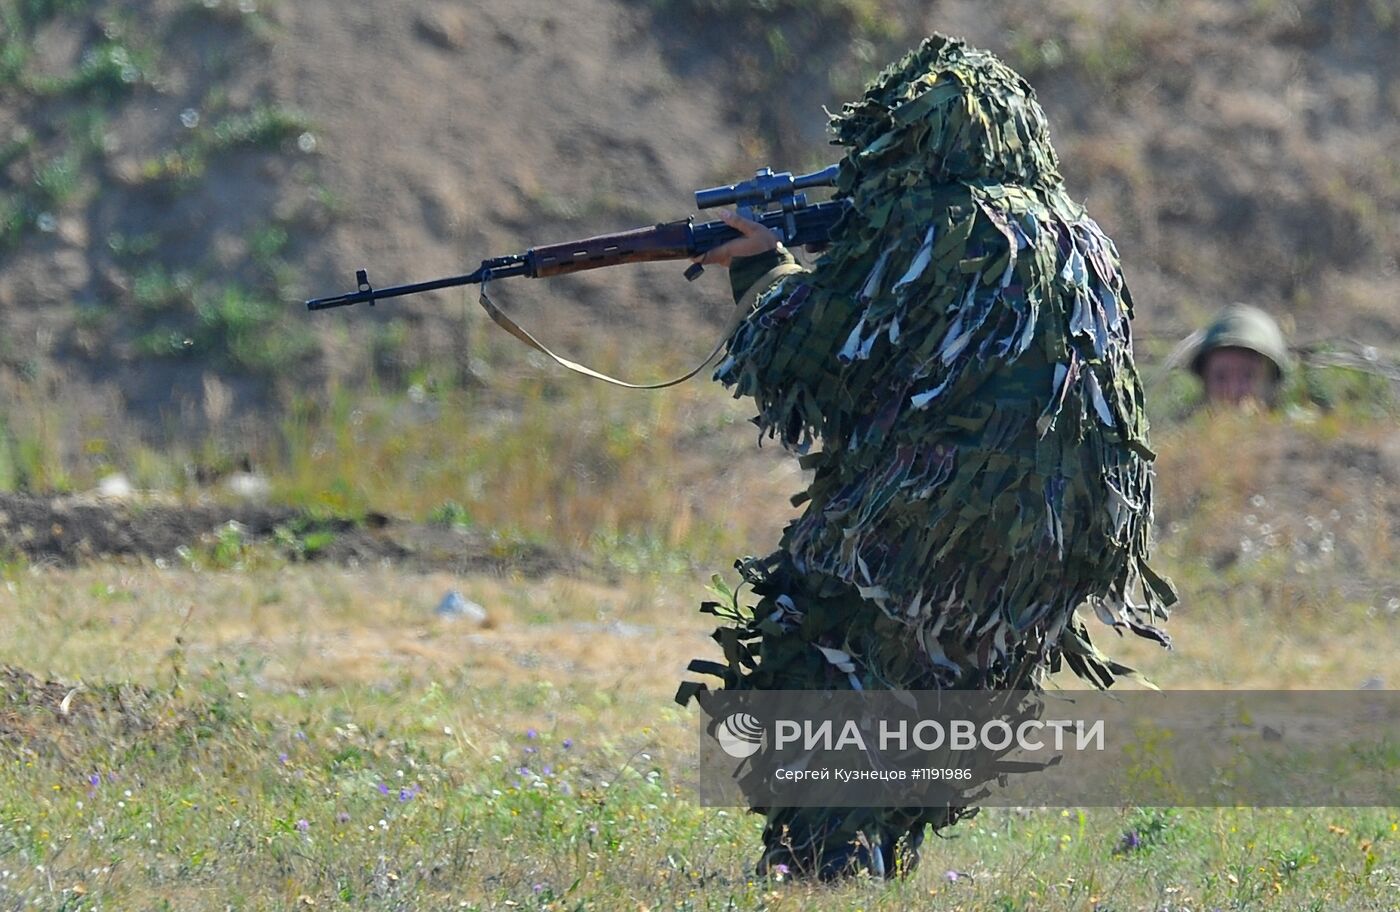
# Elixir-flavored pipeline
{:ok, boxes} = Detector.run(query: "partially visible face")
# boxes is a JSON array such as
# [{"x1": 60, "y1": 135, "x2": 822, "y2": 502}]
[{"x1": 1201, "y1": 347, "x2": 1275, "y2": 407}]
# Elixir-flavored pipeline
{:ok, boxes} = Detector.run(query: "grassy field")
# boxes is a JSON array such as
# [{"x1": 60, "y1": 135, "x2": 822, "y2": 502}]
[
  {"x1": 0, "y1": 560, "x2": 1398, "y2": 911},
  {"x1": 2, "y1": 368, "x2": 1400, "y2": 910}
]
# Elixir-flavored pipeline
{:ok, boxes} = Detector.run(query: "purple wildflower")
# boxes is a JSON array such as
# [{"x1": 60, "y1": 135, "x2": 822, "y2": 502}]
[
  {"x1": 526, "y1": 728, "x2": 538, "y2": 740},
  {"x1": 377, "y1": 782, "x2": 390, "y2": 796},
  {"x1": 562, "y1": 738, "x2": 572, "y2": 749},
  {"x1": 773, "y1": 863, "x2": 790, "y2": 877},
  {"x1": 945, "y1": 870, "x2": 960, "y2": 883},
  {"x1": 524, "y1": 746, "x2": 536, "y2": 755},
  {"x1": 336, "y1": 811, "x2": 351, "y2": 824},
  {"x1": 542, "y1": 764, "x2": 553, "y2": 776},
  {"x1": 296, "y1": 818, "x2": 310, "y2": 833},
  {"x1": 278, "y1": 752, "x2": 289, "y2": 765},
  {"x1": 533, "y1": 883, "x2": 545, "y2": 894},
  {"x1": 87, "y1": 773, "x2": 100, "y2": 789},
  {"x1": 517, "y1": 766, "x2": 531, "y2": 776},
  {"x1": 1115, "y1": 830, "x2": 1143, "y2": 854},
  {"x1": 398, "y1": 786, "x2": 420, "y2": 802},
  {"x1": 294, "y1": 730, "x2": 307, "y2": 741}
]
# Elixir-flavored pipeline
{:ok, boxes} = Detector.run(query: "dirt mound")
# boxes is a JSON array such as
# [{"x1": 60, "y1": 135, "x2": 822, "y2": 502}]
[
  {"x1": 0, "y1": 665, "x2": 167, "y2": 755},
  {"x1": 0, "y1": 492, "x2": 566, "y2": 576}
]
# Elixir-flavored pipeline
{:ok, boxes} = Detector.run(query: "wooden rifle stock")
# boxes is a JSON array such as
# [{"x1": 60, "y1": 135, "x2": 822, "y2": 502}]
[{"x1": 529, "y1": 219, "x2": 694, "y2": 277}]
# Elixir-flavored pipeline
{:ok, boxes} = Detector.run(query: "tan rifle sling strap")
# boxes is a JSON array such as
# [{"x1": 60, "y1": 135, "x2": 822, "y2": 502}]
[{"x1": 476, "y1": 277, "x2": 746, "y2": 390}]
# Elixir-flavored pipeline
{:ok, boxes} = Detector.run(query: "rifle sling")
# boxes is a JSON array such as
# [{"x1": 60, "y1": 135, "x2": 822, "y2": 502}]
[{"x1": 477, "y1": 278, "x2": 746, "y2": 390}]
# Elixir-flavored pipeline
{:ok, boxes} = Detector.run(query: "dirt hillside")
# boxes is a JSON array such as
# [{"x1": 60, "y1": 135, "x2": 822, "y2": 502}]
[{"x1": 1, "y1": 0, "x2": 1397, "y2": 435}]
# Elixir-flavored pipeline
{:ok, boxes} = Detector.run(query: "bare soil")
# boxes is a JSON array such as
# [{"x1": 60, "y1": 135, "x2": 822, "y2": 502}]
[
  {"x1": 0, "y1": 492, "x2": 565, "y2": 575},
  {"x1": 0, "y1": 664, "x2": 170, "y2": 757}
]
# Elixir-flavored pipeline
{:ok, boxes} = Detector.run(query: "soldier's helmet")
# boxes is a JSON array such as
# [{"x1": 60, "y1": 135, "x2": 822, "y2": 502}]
[{"x1": 1189, "y1": 303, "x2": 1291, "y2": 380}]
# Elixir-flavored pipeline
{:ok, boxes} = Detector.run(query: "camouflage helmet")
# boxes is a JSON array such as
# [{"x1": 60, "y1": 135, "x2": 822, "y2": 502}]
[{"x1": 1190, "y1": 303, "x2": 1291, "y2": 379}]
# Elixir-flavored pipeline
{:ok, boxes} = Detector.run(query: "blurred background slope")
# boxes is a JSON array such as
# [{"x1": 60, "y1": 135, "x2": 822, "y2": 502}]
[
  {"x1": 3, "y1": 0, "x2": 1397, "y2": 431},
  {"x1": 1, "y1": 0, "x2": 1398, "y2": 578}
]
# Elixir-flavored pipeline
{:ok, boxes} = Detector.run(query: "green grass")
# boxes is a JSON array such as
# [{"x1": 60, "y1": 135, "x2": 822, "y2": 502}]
[
  {"x1": 0, "y1": 3, "x2": 148, "y2": 251},
  {"x1": 4, "y1": 682, "x2": 1394, "y2": 909},
  {"x1": 0, "y1": 562, "x2": 1396, "y2": 910},
  {"x1": 0, "y1": 194, "x2": 24, "y2": 251},
  {"x1": 29, "y1": 40, "x2": 155, "y2": 98},
  {"x1": 180, "y1": 0, "x2": 282, "y2": 40},
  {"x1": 117, "y1": 223, "x2": 314, "y2": 377},
  {"x1": 0, "y1": 131, "x2": 34, "y2": 170},
  {"x1": 427, "y1": 500, "x2": 475, "y2": 529},
  {"x1": 138, "y1": 104, "x2": 311, "y2": 184},
  {"x1": 0, "y1": 0, "x2": 313, "y2": 343},
  {"x1": 131, "y1": 264, "x2": 196, "y2": 313},
  {"x1": 0, "y1": 403, "x2": 74, "y2": 493},
  {"x1": 194, "y1": 285, "x2": 317, "y2": 374}
]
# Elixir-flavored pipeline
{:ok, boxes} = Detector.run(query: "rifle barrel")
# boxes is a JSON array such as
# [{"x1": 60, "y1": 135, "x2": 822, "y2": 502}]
[
  {"x1": 304, "y1": 256, "x2": 529, "y2": 310},
  {"x1": 304, "y1": 196, "x2": 851, "y2": 311}
]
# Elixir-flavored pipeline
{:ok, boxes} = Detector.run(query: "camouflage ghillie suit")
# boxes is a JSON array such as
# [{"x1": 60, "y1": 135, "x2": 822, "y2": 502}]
[{"x1": 678, "y1": 35, "x2": 1175, "y2": 878}]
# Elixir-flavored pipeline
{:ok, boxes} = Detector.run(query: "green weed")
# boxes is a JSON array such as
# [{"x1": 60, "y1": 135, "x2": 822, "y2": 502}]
[
  {"x1": 0, "y1": 413, "x2": 72, "y2": 493},
  {"x1": 31, "y1": 151, "x2": 81, "y2": 208},
  {"x1": 0, "y1": 648, "x2": 1396, "y2": 909},
  {"x1": 131, "y1": 264, "x2": 195, "y2": 313},
  {"x1": 272, "y1": 517, "x2": 339, "y2": 560},
  {"x1": 248, "y1": 222, "x2": 289, "y2": 267},
  {"x1": 0, "y1": 195, "x2": 24, "y2": 250},
  {"x1": 35, "y1": 41, "x2": 153, "y2": 98},
  {"x1": 194, "y1": 286, "x2": 316, "y2": 373},
  {"x1": 105, "y1": 229, "x2": 161, "y2": 260},
  {"x1": 0, "y1": 130, "x2": 33, "y2": 170},
  {"x1": 138, "y1": 104, "x2": 311, "y2": 184},
  {"x1": 132, "y1": 282, "x2": 316, "y2": 376},
  {"x1": 427, "y1": 500, "x2": 474, "y2": 529}
]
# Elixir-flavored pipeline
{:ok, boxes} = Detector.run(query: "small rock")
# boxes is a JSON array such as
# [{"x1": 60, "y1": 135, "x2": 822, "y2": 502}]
[
  {"x1": 436, "y1": 590, "x2": 488, "y2": 624},
  {"x1": 108, "y1": 157, "x2": 144, "y2": 186},
  {"x1": 415, "y1": 7, "x2": 470, "y2": 50},
  {"x1": 53, "y1": 248, "x2": 90, "y2": 292},
  {"x1": 202, "y1": 373, "x2": 233, "y2": 425},
  {"x1": 224, "y1": 472, "x2": 271, "y2": 501},
  {"x1": 211, "y1": 233, "x2": 247, "y2": 270},
  {"x1": 96, "y1": 474, "x2": 134, "y2": 499},
  {"x1": 57, "y1": 216, "x2": 88, "y2": 247},
  {"x1": 98, "y1": 266, "x2": 131, "y2": 297}
]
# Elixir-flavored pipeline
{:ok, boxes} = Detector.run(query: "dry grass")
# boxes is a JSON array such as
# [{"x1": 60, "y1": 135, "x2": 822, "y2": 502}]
[
  {"x1": 2, "y1": 376, "x2": 1400, "y2": 910},
  {"x1": 0, "y1": 558, "x2": 1398, "y2": 909}
]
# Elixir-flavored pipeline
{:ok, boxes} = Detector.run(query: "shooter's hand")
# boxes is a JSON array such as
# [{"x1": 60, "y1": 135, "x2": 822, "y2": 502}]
[{"x1": 690, "y1": 209, "x2": 779, "y2": 269}]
